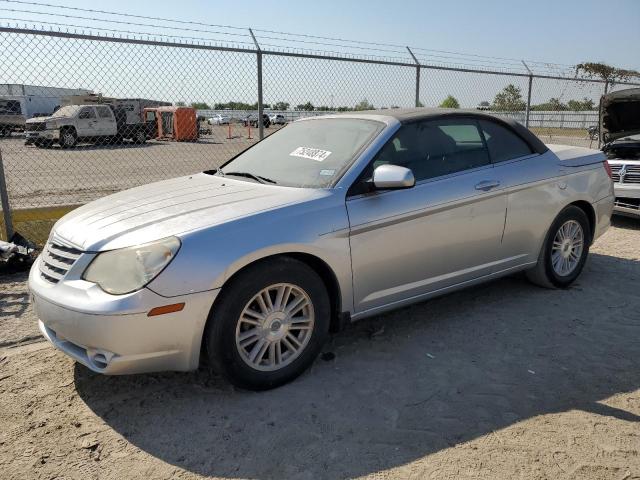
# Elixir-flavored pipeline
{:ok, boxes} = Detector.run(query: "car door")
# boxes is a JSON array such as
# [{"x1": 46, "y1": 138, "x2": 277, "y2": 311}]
[
  {"x1": 76, "y1": 106, "x2": 98, "y2": 137},
  {"x1": 347, "y1": 118, "x2": 507, "y2": 314},
  {"x1": 477, "y1": 118, "x2": 559, "y2": 269},
  {"x1": 94, "y1": 105, "x2": 117, "y2": 136}
]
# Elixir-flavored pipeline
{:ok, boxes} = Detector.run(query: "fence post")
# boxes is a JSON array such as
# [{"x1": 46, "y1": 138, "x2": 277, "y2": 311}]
[
  {"x1": 0, "y1": 146, "x2": 14, "y2": 240},
  {"x1": 407, "y1": 47, "x2": 420, "y2": 107},
  {"x1": 599, "y1": 80, "x2": 609, "y2": 148},
  {"x1": 249, "y1": 29, "x2": 264, "y2": 140},
  {"x1": 522, "y1": 61, "x2": 533, "y2": 128}
]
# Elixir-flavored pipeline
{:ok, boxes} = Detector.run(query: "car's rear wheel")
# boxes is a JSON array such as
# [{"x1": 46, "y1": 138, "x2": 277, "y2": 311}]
[
  {"x1": 205, "y1": 257, "x2": 330, "y2": 390},
  {"x1": 526, "y1": 205, "x2": 591, "y2": 288}
]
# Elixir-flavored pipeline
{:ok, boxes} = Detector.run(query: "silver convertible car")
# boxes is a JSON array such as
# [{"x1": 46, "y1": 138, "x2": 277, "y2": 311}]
[{"x1": 29, "y1": 109, "x2": 614, "y2": 389}]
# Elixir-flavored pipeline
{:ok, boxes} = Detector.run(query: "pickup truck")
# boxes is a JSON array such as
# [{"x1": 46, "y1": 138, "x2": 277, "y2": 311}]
[
  {"x1": 600, "y1": 88, "x2": 640, "y2": 218},
  {"x1": 24, "y1": 104, "x2": 151, "y2": 148}
]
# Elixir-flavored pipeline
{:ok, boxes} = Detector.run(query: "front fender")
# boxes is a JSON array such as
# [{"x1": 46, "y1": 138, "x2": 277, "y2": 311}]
[{"x1": 146, "y1": 196, "x2": 354, "y2": 312}]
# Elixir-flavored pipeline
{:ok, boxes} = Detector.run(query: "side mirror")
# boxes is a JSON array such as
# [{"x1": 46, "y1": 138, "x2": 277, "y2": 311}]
[{"x1": 372, "y1": 164, "x2": 415, "y2": 190}]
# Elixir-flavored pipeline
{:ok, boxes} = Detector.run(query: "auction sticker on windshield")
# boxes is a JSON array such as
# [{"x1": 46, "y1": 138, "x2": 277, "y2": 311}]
[{"x1": 290, "y1": 147, "x2": 332, "y2": 161}]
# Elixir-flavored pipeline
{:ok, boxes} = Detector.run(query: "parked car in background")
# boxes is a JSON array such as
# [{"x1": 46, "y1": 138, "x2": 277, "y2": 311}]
[
  {"x1": 207, "y1": 114, "x2": 231, "y2": 125},
  {"x1": 269, "y1": 113, "x2": 287, "y2": 125},
  {"x1": 30, "y1": 109, "x2": 613, "y2": 390},
  {"x1": 243, "y1": 113, "x2": 271, "y2": 128},
  {"x1": 600, "y1": 88, "x2": 640, "y2": 218}
]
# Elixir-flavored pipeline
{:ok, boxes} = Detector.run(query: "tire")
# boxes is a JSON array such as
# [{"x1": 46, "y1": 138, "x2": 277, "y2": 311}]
[
  {"x1": 133, "y1": 130, "x2": 147, "y2": 144},
  {"x1": 59, "y1": 128, "x2": 77, "y2": 148},
  {"x1": 205, "y1": 257, "x2": 330, "y2": 390},
  {"x1": 526, "y1": 205, "x2": 591, "y2": 289}
]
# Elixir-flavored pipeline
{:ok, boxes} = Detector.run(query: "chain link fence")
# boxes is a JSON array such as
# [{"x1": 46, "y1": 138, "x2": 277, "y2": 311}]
[{"x1": 0, "y1": 27, "x2": 638, "y2": 243}]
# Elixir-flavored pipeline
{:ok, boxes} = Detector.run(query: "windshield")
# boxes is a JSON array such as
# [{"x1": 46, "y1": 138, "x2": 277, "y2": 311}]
[
  {"x1": 0, "y1": 100, "x2": 21, "y2": 115},
  {"x1": 51, "y1": 105, "x2": 80, "y2": 118},
  {"x1": 219, "y1": 118, "x2": 383, "y2": 188}
]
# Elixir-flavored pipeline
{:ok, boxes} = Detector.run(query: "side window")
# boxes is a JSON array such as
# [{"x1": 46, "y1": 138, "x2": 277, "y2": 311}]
[
  {"x1": 479, "y1": 119, "x2": 533, "y2": 163},
  {"x1": 96, "y1": 106, "x2": 112, "y2": 119},
  {"x1": 369, "y1": 119, "x2": 490, "y2": 182},
  {"x1": 79, "y1": 107, "x2": 96, "y2": 119}
]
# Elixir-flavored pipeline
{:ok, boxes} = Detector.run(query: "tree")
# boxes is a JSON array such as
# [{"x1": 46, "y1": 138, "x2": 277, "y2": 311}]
[
  {"x1": 213, "y1": 101, "x2": 255, "y2": 110},
  {"x1": 531, "y1": 98, "x2": 568, "y2": 111},
  {"x1": 295, "y1": 102, "x2": 315, "y2": 111},
  {"x1": 316, "y1": 105, "x2": 333, "y2": 111},
  {"x1": 273, "y1": 101, "x2": 290, "y2": 111},
  {"x1": 492, "y1": 84, "x2": 526, "y2": 111},
  {"x1": 190, "y1": 102, "x2": 211, "y2": 110},
  {"x1": 567, "y1": 97, "x2": 595, "y2": 111},
  {"x1": 576, "y1": 62, "x2": 640, "y2": 84},
  {"x1": 175, "y1": 101, "x2": 186, "y2": 107},
  {"x1": 354, "y1": 98, "x2": 374, "y2": 111},
  {"x1": 439, "y1": 95, "x2": 460, "y2": 109}
]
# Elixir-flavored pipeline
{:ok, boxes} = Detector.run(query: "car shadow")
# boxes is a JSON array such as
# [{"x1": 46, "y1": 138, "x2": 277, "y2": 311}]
[
  {"x1": 612, "y1": 215, "x2": 640, "y2": 231},
  {"x1": 74, "y1": 252, "x2": 640, "y2": 479}
]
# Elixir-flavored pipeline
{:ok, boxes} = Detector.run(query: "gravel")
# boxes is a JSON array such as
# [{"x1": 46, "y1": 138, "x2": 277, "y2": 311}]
[{"x1": 0, "y1": 216, "x2": 639, "y2": 479}]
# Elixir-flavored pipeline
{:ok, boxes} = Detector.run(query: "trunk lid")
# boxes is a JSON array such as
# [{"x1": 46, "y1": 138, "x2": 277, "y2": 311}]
[{"x1": 546, "y1": 144, "x2": 606, "y2": 167}]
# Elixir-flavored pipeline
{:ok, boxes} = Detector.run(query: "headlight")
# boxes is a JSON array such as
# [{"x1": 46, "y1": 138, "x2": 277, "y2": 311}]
[
  {"x1": 45, "y1": 121, "x2": 57, "y2": 130},
  {"x1": 83, "y1": 237, "x2": 181, "y2": 295}
]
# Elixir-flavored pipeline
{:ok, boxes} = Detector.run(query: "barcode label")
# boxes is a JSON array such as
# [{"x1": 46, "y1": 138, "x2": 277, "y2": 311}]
[{"x1": 290, "y1": 146, "x2": 332, "y2": 161}]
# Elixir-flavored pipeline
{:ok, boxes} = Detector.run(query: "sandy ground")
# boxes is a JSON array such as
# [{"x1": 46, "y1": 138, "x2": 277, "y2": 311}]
[{"x1": 0, "y1": 217, "x2": 639, "y2": 479}]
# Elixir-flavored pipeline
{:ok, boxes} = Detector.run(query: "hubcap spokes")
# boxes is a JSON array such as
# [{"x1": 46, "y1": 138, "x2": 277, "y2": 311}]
[
  {"x1": 551, "y1": 220, "x2": 584, "y2": 276},
  {"x1": 235, "y1": 283, "x2": 315, "y2": 371}
]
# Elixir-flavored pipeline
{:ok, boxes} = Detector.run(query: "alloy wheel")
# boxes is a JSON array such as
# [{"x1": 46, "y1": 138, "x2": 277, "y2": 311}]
[
  {"x1": 551, "y1": 220, "x2": 584, "y2": 276},
  {"x1": 235, "y1": 283, "x2": 315, "y2": 371}
]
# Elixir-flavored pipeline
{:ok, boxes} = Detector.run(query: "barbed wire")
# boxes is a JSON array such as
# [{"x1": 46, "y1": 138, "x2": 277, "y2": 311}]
[{"x1": 0, "y1": 0, "x2": 585, "y2": 74}]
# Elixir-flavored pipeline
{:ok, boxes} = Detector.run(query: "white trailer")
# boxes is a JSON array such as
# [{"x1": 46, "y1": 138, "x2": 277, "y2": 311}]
[{"x1": 0, "y1": 84, "x2": 91, "y2": 135}]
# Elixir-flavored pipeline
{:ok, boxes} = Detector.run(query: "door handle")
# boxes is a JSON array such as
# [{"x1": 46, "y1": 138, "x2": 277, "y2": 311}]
[{"x1": 475, "y1": 180, "x2": 501, "y2": 191}]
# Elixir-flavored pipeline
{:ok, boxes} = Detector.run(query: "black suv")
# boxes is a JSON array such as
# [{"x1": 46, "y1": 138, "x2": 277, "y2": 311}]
[{"x1": 243, "y1": 114, "x2": 270, "y2": 128}]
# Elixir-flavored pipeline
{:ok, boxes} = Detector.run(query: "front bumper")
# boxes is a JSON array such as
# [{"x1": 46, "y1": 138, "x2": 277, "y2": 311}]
[
  {"x1": 29, "y1": 257, "x2": 219, "y2": 375},
  {"x1": 25, "y1": 129, "x2": 59, "y2": 142},
  {"x1": 613, "y1": 183, "x2": 640, "y2": 218}
]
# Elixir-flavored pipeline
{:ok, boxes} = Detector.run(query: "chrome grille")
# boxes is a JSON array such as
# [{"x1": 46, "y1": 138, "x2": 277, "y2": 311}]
[
  {"x1": 622, "y1": 165, "x2": 640, "y2": 184},
  {"x1": 40, "y1": 242, "x2": 83, "y2": 283},
  {"x1": 610, "y1": 164, "x2": 621, "y2": 183},
  {"x1": 25, "y1": 122, "x2": 46, "y2": 132},
  {"x1": 610, "y1": 164, "x2": 640, "y2": 184}
]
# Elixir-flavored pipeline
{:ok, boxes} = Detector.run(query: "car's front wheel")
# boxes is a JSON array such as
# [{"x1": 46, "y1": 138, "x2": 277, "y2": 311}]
[
  {"x1": 526, "y1": 205, "x2": 591, "y2": 288},
  {"x1": 205, "y1": 257, "x2": 330, "y2": 390},
  {"x1": 59, "y1": 128, "x2": 77, "y2": 148}
]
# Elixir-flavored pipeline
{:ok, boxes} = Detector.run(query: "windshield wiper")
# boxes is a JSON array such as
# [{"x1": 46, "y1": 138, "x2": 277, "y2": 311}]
[{"x1": 223, "y1": 171, "x2": 277, "y2": 184}]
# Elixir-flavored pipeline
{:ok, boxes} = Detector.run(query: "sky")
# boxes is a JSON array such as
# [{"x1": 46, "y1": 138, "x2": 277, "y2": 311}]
[
  {"x1": 0, "y1": 0, "x2": 639, "y2": 109},
  {"x1": 5, "y1": 0, "x2": 632, "y2": 70}
]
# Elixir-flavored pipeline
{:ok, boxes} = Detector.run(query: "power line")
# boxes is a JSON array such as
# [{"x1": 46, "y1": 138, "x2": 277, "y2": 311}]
[{"x1": 0, "y1": 0, "x2": 582, "y2": 70}]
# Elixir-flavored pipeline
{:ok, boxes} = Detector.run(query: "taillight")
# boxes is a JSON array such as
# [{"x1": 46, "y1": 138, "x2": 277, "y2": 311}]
[{"x1": 603, "y1": 160, "x2": 612, "y2": 179}]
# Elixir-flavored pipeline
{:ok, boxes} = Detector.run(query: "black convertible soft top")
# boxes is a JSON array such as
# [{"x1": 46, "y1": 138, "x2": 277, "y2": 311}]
[{"x1": 349, "y1": 108, "x2": 549, "y2": 155}]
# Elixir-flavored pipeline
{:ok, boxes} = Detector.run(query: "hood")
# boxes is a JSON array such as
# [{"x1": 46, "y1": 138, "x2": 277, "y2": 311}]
[
  {"x1": 25, "y1": 115, "x2": 55, "y2": 123},
  {"x1": 53, "y1": 173, "x2": 326, "y2": 251},
  {"x1": 600, "y1": 88, "x2": 640, "y2": 143}
]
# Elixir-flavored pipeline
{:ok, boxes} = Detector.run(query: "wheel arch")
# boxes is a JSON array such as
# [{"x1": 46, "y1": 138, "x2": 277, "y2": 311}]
[
  {"x1": 203, "y1": 251, "x2": 345, "y2": 350},
  {"x1": 568, "y1": 200, "x2": 596, "y2": 244}
]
